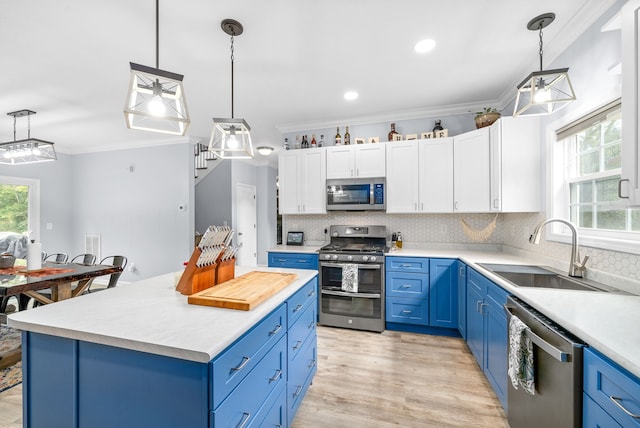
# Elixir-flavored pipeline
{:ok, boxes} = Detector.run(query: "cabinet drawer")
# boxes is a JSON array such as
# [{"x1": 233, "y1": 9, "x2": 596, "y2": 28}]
[
  {"x1": 210, "y1": 305, "x2": 286, "y2": 409},
  {"x1": 386, "y1": 296, "x2": 428, "y2": 325},
  {"x1": 386, "y1": 256, "x2": 429, "y2": 273},
  {"x1": 268, "y1": 252, "x2": 318, "y2": 270},
  {"x1": 386, "y1": 272, "x2": 429, "y2": 298},
  {"x1": 254, "y1": 381, "x2": 286, "y2": 428},
  {"x1": 287, "y1": 277, "x2": 318, "y2": 329},
  {"x1": 584, "y1": 347, "x2": 640, "y2": 427},
  {"x1": 288, "y1": 303, "x2": 317, "y2": 364},
  {"x1": 288, "y1": 336, "x2": 317, "y2": 426},
  {"x1": 211, "y1": 336, "x2": 286, "y2": 428},
  {"x1": 583, "y1": 393, "x2": 623, "y2": 428}
]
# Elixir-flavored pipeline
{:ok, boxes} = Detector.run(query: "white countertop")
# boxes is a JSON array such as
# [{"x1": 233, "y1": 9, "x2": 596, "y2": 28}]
[
  {"x1": 8, "y1": 266, "x2": 317, "y2": 363},
  {"x1": 268, "y1": 244, "x2": 322, "y2": 254}
]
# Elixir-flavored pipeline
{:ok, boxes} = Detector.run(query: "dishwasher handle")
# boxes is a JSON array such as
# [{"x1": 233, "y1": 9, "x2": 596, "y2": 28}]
[{"x1": 504, "y1": 303, "x2": 572, "y2": 363}]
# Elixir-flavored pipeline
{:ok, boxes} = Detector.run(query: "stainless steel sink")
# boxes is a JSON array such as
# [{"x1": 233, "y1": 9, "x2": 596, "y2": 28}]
[{"x1": 478, "y1": 263, "x2": 612, "y2": 292}]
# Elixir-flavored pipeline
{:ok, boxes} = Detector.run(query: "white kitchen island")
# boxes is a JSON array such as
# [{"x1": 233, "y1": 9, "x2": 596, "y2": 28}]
[{"x1": 8, "y1": 266, "x2": 318, "y2": 428}]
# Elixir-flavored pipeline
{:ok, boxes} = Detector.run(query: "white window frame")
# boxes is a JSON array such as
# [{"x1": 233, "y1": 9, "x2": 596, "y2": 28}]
[
  {"x1": 546, "y1": 105, "x2": 640, "y2": 255},
  {"x1": 0, "y1": 175, "x2": 41, "y2": 242}
]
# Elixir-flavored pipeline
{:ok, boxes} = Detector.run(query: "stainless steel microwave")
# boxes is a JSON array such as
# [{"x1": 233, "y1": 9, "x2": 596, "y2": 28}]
[{"x1": 326, "y1": 177, "x2": 385, "y2": 211}]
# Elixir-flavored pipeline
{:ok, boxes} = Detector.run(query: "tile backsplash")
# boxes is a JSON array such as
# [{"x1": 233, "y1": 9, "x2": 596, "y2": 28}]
[{"x1": 283, "y1": 212, "x2": 640, "y2": 284}]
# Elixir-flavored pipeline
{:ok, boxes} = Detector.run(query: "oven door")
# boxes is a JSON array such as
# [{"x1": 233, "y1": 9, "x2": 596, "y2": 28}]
[{"x1": 319, "y1": 261, "x2": 385, "y2": 332}]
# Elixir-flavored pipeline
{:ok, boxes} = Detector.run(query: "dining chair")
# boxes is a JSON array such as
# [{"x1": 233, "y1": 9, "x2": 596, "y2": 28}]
[
  {"x1": 70, "y1": 253, "x2": 96, "y2": 265},
  {"x1": 44, "y1": 253, "x2": 68, "y2": 264},
  {"x1": 88, "y1": 255, "x2": 128, "y2": 292}
]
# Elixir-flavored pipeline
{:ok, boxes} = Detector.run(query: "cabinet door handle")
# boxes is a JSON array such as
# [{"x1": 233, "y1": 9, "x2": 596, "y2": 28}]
[
  {"x1": 459, "y1": 266, "x2": 465, "y2": 275},
  {"x1": 414, "y1": 202, "x2": 418, "y2": 211},
  {"x1": 493, "y1": 199, "x2": 499, "y2": 208},
  {"x1": 308, "y1": 359, "x2": 317, "y2": 369},
  {"x1": 356, "y1": 168, "x2": 359, "y2": 176},
  {"x1": 618, "y1": 179, "x2": 630, "y2": 199},
  {"x1": 476, "y1": 300, "x2": 482, "y2": 313},
  {"x1": 269, "y1": 369, "x2": 283, "y2": 382},
  {"x1": 479, "y1": 302, "x2": 487, "y2": 315},
  {"x1": 610, "y1": 396, "x2": 640, "y2": 418},
  {"x1": 237, "y1": 412, "x2": 251, "y2": 428},
  {"x1": 421, "y1": 202, "x2": 424, "y2": 211},
  {"x1": 293, "y1": 385, "x2": 304, "y2": 397},
  {"x1": 231, "y1": 356, "x2": 250, "y2": 371},
  {"x1": 269, "y1": 324, "x2": 282, "y2": 336},
  {"x1": 293, "y1": 340, "x2": 303, "y2": 350}
]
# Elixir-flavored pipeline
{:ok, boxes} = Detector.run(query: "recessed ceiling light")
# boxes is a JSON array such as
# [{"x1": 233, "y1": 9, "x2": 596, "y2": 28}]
[
  {"x1": 414, "y1": 39, "x2": 436, "y2": 53},
  {"x1": 344, "y1": 91, "x2": 359, "y2": 101}
]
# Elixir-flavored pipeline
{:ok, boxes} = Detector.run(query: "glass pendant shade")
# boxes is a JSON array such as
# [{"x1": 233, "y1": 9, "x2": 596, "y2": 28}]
[
  {"x1": 513, "y1": 68, "x2": 576, "y2": 117},
  {"x1": 0, "y1": 109, "x2": 56, "y2": 165},
  {"x1": 209, "y1": 118, "x2": 253, "y2": 159},
  {"x1": 124, "y1": 63, "x2": 190, "y2": 136}
]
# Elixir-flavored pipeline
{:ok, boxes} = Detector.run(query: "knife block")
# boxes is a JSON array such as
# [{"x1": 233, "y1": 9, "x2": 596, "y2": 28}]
[
  {"x1": 216, "y1": 258, "x2": 235, "y2": 285},
  {"x1": 176, "y1": 248, "x2": 217, "y2": 295}
]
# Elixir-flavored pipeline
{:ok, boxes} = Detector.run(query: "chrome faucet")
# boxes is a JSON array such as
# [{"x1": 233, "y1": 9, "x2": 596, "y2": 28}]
[{"x1": 529, "y1": 218, "x2": 589, "y2": 278}]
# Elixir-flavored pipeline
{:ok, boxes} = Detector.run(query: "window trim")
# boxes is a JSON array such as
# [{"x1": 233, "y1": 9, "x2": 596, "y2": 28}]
[
  {"x1": 0, "y1": 175, "x2": 41, "y2": 242},
  {"x1": 546, "y1": 103, "x2": 640, "y2": 255}
]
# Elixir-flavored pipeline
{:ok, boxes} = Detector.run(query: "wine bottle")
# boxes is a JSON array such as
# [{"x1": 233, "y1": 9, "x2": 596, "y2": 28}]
[
  {"x1": 335, "y1": 127, "x2": 342, "y2": 145},
  {"x1": 311, "y1": 134, "x2": 317, "y2": 148},
  {"x1": 283, "y1": 137, "x2": 290, "y2": 150},
  {"x1": 344, "y1": 126, "x2": 351, "y2": 145},
  {"x1": 388, "y1": 123, "x2": 398, "y2": 142},
  {"x1": 318, "y1": 134, "x2": 324, "y2": 147},
  {"x1": 301, "y1": 135, "x2": 309, "y2": 149},
  {"x1": 295, "y1": 135, "x2": 301, "y2": 150}
]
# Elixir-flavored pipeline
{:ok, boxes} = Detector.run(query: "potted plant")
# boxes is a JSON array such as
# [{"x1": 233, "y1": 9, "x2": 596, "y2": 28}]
[{"x1": 475, "y1": 107, "x2": 501, "y2": 129}]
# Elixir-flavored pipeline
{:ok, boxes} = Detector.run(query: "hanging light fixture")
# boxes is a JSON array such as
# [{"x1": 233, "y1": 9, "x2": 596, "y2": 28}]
[
  {"x1": 513, "y1": 13, "x2": 576, "y2": 117},
  {"x1": 208, "y1": 19, "x2": 254, "y2": 159},
  {"x1": 0, "y1": 110, "x2": 56, "y2": 165},
  {"x1": 124, "y1": 0, "x2": 190, "y2": 135}
]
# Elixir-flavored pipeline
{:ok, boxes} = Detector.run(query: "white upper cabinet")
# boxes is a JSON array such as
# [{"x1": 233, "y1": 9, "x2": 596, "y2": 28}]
[
  {"x1": 454, "y1": 128, "x2": 491, "y2": 212},
  {"x1": 278, "y1": 148, "x2": 326, "y2": 215},
  {"x1": 489, "y1": 116, "x2": 541, "y2": 212},
  {"x1": 386, "y1": 138, "x2": 453, "y2": 213},
  {"x1": 326, "y1": 144, "x2": 386, "y2": 179},
  {"x1": 621, "y1": 0, "x2": 640, "y2": 205}
]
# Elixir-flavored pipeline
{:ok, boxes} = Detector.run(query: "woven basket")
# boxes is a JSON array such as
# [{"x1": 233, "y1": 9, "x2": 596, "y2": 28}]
[{"x1": 475, "y1": 112, "x2": 501, "y2": 129}]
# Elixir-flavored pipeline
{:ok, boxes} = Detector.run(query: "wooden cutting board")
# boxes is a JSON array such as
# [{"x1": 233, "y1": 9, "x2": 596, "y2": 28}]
[{"x1": 188, "y1": 271, "x2": 298, "y2": 311}]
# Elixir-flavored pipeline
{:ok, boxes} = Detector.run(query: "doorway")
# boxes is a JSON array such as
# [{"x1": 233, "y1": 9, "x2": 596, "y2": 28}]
[{"x1": 236, "y1": 183, "x2": 257, "y2": 266}]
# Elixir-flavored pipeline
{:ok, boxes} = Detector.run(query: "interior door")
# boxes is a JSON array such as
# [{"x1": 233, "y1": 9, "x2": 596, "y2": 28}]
[{"x1": 236, "y1": 183, "x2": 257, "y2": 266}]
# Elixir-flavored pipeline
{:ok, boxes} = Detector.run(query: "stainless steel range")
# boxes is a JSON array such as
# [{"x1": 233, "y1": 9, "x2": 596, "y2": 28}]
[{"x1": 318, "y1": 225, "x2": 386, "y2": 332}]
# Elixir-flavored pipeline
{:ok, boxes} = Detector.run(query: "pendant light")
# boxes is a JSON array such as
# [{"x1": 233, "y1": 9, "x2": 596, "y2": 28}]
[
  {"x1": 513, "y1": 13, "x2": 576, "y2": 117},
  {"x1": 0, "y1": 110, "x2": 56, "y2": 165},
  {"x1": 208, "y1": 19, "x2": 254, "y2": 159},
  {"x1": 124, "y1": 0, "x2": 190, "y2": 136}
]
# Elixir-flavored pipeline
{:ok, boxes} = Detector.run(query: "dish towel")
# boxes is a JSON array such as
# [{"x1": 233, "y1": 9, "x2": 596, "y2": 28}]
[
  {"x1": 508, "y1": 314, "x2": 536, "y2": 395},
  {"x1": 341, "y1": 263, "x2": 359, "y2": 293}
]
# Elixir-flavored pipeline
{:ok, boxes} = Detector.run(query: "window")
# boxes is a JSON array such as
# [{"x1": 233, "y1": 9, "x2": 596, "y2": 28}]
[
  {"x1": 0, "y1": 176, "x2": 40, "y2": 241},
  {"x1": 551, "y1": 100, "x2": 640, "y2": 253}
]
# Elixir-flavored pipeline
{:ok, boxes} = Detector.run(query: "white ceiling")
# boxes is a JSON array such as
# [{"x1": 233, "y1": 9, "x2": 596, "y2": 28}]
[{"x1": 0, "y1": 0, "x2": 616, "y2": 167}]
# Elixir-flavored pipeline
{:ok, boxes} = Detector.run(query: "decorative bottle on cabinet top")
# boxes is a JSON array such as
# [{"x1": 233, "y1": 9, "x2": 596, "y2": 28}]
[
  {"x1": 335, "y1": 127, "x2": 342, "y2": 145},
  {"x1": 344, "y1": 126, "x2": 351, "y2": 145},
  {"x1": 311, "y1": 134, "x2": 317, "y2": 148},
  {"x1": 318, "y1": 134, "x2": 324, "y2": 147},
  {"x1": 295, "y1": 135, "x2": 301, "y2": 150},
  {"x1": 388, "y1": 123, "x2": 398, "y2": 141},
  {"x1": 283, "y1": 137, "x2": 290, "y2": 150},
  {"x1": 433, "y1": 120, "x2": 444, "y2": 132},
  {"x1": 301, "y1": 135, "x2": 309, "y2": 149}
]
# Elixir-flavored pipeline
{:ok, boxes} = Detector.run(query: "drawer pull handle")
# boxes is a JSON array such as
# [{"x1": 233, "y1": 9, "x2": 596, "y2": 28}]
[
  {"x1": 308, "y1": 289, "x2": 316, "y2": 297},
  {"x1": 293, "y1": 340, "x2": 303, "y2": 350},
  {"x1": 237, "y1": 412, "x2": 251, "y2": 428},
  {"x1": 401, "y1": 310, "x2": 412, "y2": 314},
  {"x1": 308, "y1": 321, "x2": 315, "y2": 329},
  {"x1": 278, "y1": 259, "x2": 286, "y2": 262},
  {"x1": 400, "y1": 264, "x2": 412, "y2": 268},
  {"x1": 231, "y1": 356, "x2": 250, "y2": 372},
  {"x1": 298, "y1": 260, "x2": 307, "y2": 263},
  {"x1": 610, "y1": 396, "x2": 640, "y2": 418},
  {"x1": 293, "y1": 304, "x2": 303, "y2": 313},
  {"x1": 269, "y1": 324, "x2": 282, "y2": 336},
  {"x1": 269, "y1": 369, "x2": 282, "y2": 382},
  {"x1": 400, "y1": 284, "x2": 412, "y2": 289},
  {"x1": 292, "y1": 385, "x2": 303, "y2": 397},
  {"x1": 308, "y1": 359, "x2": 317, "y2": 369}
]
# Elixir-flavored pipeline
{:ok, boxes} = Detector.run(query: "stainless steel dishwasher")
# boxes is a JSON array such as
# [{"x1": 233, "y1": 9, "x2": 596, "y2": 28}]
[{"x1": 504, "y1": 296, "x2": 585, "y2": 428}]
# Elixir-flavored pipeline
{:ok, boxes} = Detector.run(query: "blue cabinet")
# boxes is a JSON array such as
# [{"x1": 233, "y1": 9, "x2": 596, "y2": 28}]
[
  {"x1": 268, "y1": 252, "x2": 318, "y2": 270},
  {"x1": 22, "y1": 277, "x2": 318, "y2": 428},
  {"x1": 583, "y1": 347, "x2": 640, "y2": 428},
  {"x1": 385, "y1": 257, "x2": 458, "y2": 334},
  {"x1": 457, "y1": 262, "x2": 467, "y2": 339},
  {"x1": 465, "y1": 268, "x2": 509, "y2": 410}
]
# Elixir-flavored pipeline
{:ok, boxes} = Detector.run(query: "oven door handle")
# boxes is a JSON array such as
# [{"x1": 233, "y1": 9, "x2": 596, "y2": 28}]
[
  {"x1": 321, "y1": 289, "x2": 381, "y2": 299},
  {"x1": 320, "y1": 263, "x2": 381, "y2": 270}
]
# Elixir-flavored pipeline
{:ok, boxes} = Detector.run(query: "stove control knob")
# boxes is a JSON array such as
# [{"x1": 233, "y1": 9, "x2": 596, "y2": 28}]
[
  {"x1": 370, "y1": 256, "x2": 377, "y2": 262},
  {"x1": 362, "y1": 255, "x2": 369, "y2": 262},
  {"x1": 331, "y1": 255, "x2": 338, "y2": 261},
  {"x1": 346, "y1": 255, "x2": 353, "y2": 261},
  {"x1": 324, "y1": 254, "x2": 332, "y2": 260}
]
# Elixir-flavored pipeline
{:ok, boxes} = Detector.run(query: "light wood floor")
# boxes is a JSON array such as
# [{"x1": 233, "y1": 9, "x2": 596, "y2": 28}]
[
  {"x1": 292, "y1": 326, "x2": 508, "y2": 428},
  {"x1": 0, "y1": 326, "x2": 508, "y2": 428}
]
